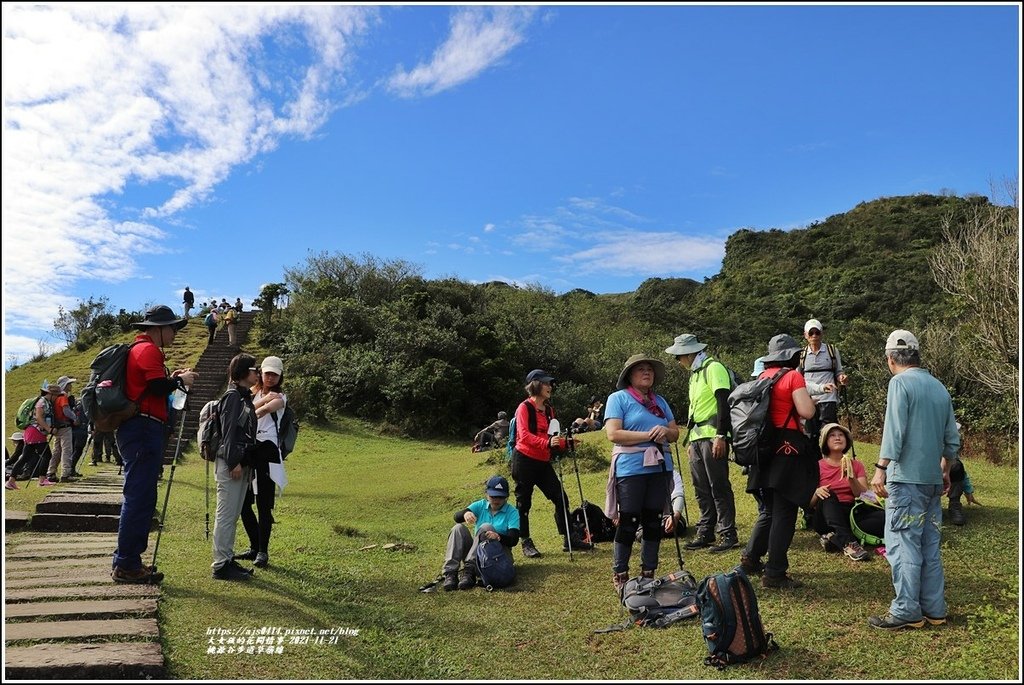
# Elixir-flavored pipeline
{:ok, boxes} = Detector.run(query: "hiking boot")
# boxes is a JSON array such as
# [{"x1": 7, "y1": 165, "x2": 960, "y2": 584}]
[
  {"x1": 59, "y1": 475, "x2": 80, "y2": 483},
  {"x1": 684, "y1": 534, "x2": 715, "y2": 550},
  {"x1": 762, "y1": 574, "x2": 803, "y2": 590},
  {"x1": 213, "y1": 562, "x2": 252, "y2": 581},
  {"x1": 521, "y1": 537, "x2": 541, "y2": 558},
  {"x1": 739, "y1": 555, "x2": 764, "y2": 576},
  {"x1": 563, "y1": 536, "x2": 594, "y2": 552},
  {"x1": 868, "y1": 612, "x2": 925, "y2": 630},
  {"x1": 457, "y1": 567, "x2": 476, "y2": 590},
  {"x1": 38, "y1": 478, "x2": 57, "y2": 487},
  {"x1": 924, "y1": 615, "x2": 948, "y2": 626},
  {"x1": 233, "y1": 549, "x2": 258, "y2": 562},
  {"x1": 442, "y1": 572, "x2": 458, "y2": 591},
  {"x1": 947, "y1": 502, "x2": 966, "y2": 526},
  {"x1": 640, "y1": 568, "x2": 655, "y2": 579},
  {"x1": 253, "y1": 552, "x2": 269, "y2": 568},
  {"x1": 708, "y1": 535, "x2": 739, "y2": 553},
  {"x1": 112, "y1": 566, "x2": 164, "y2": 584},
  {"x1": 819, "y1": 532, "x2": 841, "y2": 553},
  {"x1": 844, "y1": 541, "x2": 871, "y2": 562}
]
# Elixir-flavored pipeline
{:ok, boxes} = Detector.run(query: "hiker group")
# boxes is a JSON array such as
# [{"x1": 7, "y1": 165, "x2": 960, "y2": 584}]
[{"x1": 440, "y1": 321, "x2": 965, "y2": 633}]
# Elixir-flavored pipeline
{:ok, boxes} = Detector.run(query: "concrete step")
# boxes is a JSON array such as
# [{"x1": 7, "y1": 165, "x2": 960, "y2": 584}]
[
  {"x1": 5, "y1": 598, "x2": 157, "y2": 620},
  {"x1": 5, "y1": 572, "x2": 119, "y2": 589},
  {"x1": 29, "y1": 512, "x2": 153, "y2": 534},
  {"x1": 3, "y1": 617, "x2": 159, "y2": 642},
  {"x1": 6, "y1": 510, "x2": 29, "y2": 533},
  {"x1": 36, "y1": 495, "x2": 123, "y2": 516},
  {"x1": 3, "y1": 641, "x2": 164, "y2": 680},
  {"x1": 5, "y1": 584, "x2": 160, "y2": 603}
]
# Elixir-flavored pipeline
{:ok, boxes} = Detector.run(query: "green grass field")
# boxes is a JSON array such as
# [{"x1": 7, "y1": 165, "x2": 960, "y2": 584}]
[
  {"x1": 4, "y1": 326, "x2": 1019, "y2": 680},
  {"x1": 146, "y1": 423, "x2": 1018, "y2": 680}
]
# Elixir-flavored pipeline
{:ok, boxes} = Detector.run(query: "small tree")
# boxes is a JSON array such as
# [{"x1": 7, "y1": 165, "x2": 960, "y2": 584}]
[{"x1": 53, "y1": 296, "x2": 111, "y2": 347}]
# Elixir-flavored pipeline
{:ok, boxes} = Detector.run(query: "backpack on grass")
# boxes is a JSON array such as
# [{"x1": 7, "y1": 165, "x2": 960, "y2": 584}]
[
  {"x1": 696, "y1": 567, "x2": 778, "y2": 669},
  {"x1": 15, "y1": 397, "x2": 38, "y2": 430},
  {"x1": 475, "y1": 538, "x2": 515, "y2": 590},
  {"x1": 727, "y1": 369, "x2": 790, "y2": 467},
  {"x1": 80, "y1": 342, "x2": 141, "y2": 431},
  {"x1": 620, "y1": 569, "x2": 700, "y2": 629},
  {"x1": 851, "y1": 497, "x2": 886, "y2": 547},
  {"x1": 571, "y1": 500, "x2": 617, "y2": 543}
]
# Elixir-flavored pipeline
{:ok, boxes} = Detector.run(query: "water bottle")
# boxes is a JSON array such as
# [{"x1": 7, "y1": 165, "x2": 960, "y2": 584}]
[{"x1": 171, "y1": 388, "x2": 187, "y2": 410}]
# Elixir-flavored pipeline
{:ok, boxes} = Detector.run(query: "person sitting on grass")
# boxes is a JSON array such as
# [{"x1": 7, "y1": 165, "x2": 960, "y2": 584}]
[
  {"x1": 810, "y1": 423, "x2": 871, "y2": 561},
  {"x1": 440, "y1": 475, "x2": 520, "y2": 591}
]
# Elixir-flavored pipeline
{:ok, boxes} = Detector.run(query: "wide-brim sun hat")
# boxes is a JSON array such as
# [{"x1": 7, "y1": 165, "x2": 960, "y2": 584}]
[
  {"x1": 664, "y1": 333, "x2": 707, "y2": 356},
  {"x1": 10, "y1": 431, "x2": 24, "y2": 442},
  {"x1": 56, "y1": 375, "x2": 77, "y2": 391},
  {"x1": 616, "y1": 354, "x2": 666, "y2": 390},
  {"x1": 819, "y1": 422, "x2": 853, "y2": 454},
  {"x1": 133, "y1": 304, "x2": 187, "y2": 331},
  {"x1": 762, "y1": 334, "x2": 802, "y2": 364}
]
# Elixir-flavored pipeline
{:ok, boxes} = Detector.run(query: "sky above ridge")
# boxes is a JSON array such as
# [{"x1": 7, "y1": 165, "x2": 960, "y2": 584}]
[{"x1": 2, "y1": 3, "x2": 1020, "y2": 367}]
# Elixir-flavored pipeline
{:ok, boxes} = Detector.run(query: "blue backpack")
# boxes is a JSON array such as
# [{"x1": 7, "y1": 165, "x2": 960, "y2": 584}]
[
  {"x1": 696, "y1": 568, "x2": 778, "y2": 669},
  {"x1": 475, "y1": 539, "x2": 515, "y2": 590}
]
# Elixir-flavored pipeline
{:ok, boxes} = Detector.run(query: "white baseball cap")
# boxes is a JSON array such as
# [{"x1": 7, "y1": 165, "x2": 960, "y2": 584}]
[
  {"x1": 886, "y1": 329, "x2": 920, "y2": 351},
  {"x1": 804, "y1": 319, "x2": 824, "y2": 334}
]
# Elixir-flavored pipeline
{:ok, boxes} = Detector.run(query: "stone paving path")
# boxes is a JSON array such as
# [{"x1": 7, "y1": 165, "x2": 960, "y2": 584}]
[{"x1": 4, "y1": 466, "x2": 165, "y2": 679}]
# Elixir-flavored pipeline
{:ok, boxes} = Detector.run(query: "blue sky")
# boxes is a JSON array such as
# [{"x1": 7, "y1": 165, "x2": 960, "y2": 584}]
[{"x1": 2, "y1": 3, "x2": 1020, "y2": 367}]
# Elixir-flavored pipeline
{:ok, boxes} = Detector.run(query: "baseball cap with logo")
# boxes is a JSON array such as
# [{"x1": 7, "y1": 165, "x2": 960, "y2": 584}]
[{"x1": 485, "y1": 475, "x2": 510, "y2": 497}]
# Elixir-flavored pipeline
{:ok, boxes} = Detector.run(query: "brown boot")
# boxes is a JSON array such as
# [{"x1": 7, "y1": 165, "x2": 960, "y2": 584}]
[{"x1": 612, "y1": 571, "x2": 629, "y2": 596}]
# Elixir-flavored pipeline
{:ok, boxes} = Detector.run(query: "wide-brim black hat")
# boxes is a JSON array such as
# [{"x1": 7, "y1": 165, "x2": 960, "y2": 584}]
[{"x1": 133, "y1": 304, "x2": 187, "y2": 331}]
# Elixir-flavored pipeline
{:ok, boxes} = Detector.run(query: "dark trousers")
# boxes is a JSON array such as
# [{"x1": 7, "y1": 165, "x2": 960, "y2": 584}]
[
  {"x1": 613, "y1": 472, "x2": 672, "y2": 573},
  {"x1": 743, "y1": 488, "x2": 799, "y2": 579},
  {"x1": 511, "y1": 450, "x2": 569, "y2": 540},
  {"x1": 113, "y1": 416, "x2": 166, "y2": 571},
  {"x1": 206, "y1": 325, "x2": 216, "y2": 344},
  {"x1": 812, "y1": 497, "x2": 856, "y2": 548},
  {"x1": 807, "y1": 401, "x2": 839, "y2": 446},
  {"x1": 7, "y1": 442, "x2": 48, "y2": 480},
  {"x1": 92, "y1": 431, "x2": 120, "y2": 463},
  {"x1": 240, "y1": 441, "x2": 278, "y2": 554}
]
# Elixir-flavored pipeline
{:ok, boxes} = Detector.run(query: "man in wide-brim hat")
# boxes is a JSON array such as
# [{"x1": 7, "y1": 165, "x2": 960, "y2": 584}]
[{"x1": 112, "y1": 305, "x2": 196, "y2": 586}]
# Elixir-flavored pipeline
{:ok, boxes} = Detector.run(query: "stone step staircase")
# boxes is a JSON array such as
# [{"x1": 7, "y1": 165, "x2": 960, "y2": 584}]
[
  {"x1": 162, "y1": 310, "x2": 257, "y2": 463},
  {"x1": 27, "y1": 464, "x2": 157, "y2": 533}
]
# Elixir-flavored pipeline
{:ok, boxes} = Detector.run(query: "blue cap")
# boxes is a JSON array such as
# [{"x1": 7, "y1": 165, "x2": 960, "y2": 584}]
[
  {"x1": 485, "y1": 475, "x2": 510, "y2": 497},
  {"x1": 525, "y1": 369, "x2": 555, "y2": 384}
]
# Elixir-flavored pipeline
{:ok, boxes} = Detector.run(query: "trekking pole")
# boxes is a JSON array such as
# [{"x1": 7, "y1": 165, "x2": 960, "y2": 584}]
[
  {"x1": 205, "y1": 456, "x2": 211, "y2": 540},
  {"x1": 23, "y1": 437, "x2": 54, "y2": 489},
  {"x1": 672, "y1": 440, "x2": 690, "y2": 529},
  {"x1": 567, "y1": 425, "x2": 594, "y2": 545},
  {"x1": 152, "y1": 396, "x2": 188, "y2": 571},
  {"x1": 841, "y1": 385, "x2": 858, "y2": 461},
  {"x1": 668, "y1": 442, "x2": 686, "y2": 571}
]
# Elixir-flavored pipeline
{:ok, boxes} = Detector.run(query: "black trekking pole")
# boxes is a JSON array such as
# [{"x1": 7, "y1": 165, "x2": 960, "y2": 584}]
[
  {"x1": 23, "y1": 437, "x2": 54, "y2": 489},
  {"x1": 152, "y1": 396, "x2": 188, "y2": 572},
  {"x1": 567, "y1": 425, "x2": 594, "y2": 546}
]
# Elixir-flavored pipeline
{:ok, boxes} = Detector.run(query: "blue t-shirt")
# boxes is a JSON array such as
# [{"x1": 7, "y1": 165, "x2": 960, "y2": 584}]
[
  {"x1": 605, "y1": 389, "x2": 675, "y2": 478},
  {"x1": 466, "y1": 499, "x2": 521, "y2": 535}
]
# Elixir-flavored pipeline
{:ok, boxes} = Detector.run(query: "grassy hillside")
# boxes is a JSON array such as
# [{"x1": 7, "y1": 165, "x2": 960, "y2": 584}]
[{"x1": 12, "y1": 421, "x2": 1005, "y2": 680}]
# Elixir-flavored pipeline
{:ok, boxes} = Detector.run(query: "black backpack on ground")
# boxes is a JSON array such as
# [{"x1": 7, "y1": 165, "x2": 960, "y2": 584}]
[
  {"x1": 696, "y1": 567, "x2": 778, "y2": 669},
  {"x1": 571, "y1": 500, "x2": 616, "y2": 543}
]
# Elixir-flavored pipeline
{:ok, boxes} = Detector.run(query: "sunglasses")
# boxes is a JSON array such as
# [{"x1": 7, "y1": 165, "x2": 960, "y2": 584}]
[{"x1": 807, "y1": 330, "x2": 822, "y2": 336}]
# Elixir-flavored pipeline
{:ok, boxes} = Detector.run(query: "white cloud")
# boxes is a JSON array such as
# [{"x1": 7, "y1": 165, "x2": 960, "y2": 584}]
[
  {"x1": 386, "y1": 6, "x2": 536, "y2": 98},
  {"x1": 563, "y1": 232, "x2": 726, "y2": 276},
  {"x1": 2, "y1": 4, "x2": 375, "y2": 341},
  {"x1": 483, "y1": 223, "x2": 495, "y2": 232}
]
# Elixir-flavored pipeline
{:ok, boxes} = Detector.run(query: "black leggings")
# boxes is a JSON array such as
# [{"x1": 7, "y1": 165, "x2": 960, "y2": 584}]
[
  {"x1": 6, "y1": 442, "x2": 49, "y2": 480},
  {"x1": 812, "y1": 496, "x2": 856, "y2": 548},
  {"x1": 240, "y1": 441, "x2": 278, "y2": 554},
  {"x1": 511, "y1": 450, "x2": 569, "y2": 539}
]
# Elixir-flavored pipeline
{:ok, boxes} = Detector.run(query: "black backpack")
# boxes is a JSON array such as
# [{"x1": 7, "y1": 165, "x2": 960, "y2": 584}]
[
  {"x1": 619, "y1": 569, "x2": 700, "y2": 628},
  {"x1": 571, "y1": 501, "x2": 616, "y2": 543},
  {"x1": 80, "y1": 342, "x2": 142, "y2": 431},
  {"x1": 271, "y1": 404, "x2": 299, "y2": 459},
  {"x1": 696, "y1": 567, "x2": 778, "y2": 669}
]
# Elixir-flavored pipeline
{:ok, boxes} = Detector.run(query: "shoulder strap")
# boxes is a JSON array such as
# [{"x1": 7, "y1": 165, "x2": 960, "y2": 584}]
[
  {"x1": 798, "y1": 347, "x2": 807, "y2": 372},
  {"x1": 827, "y1": 343, "x2": 837, "y2": 376},
  {"x1": 525, "y1": 401, "x2": 538, "y2": 434}
]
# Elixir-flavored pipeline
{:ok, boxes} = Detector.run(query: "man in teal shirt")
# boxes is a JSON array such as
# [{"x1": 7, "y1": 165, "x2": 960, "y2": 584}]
[
  {"x1": 665, "y1": 333, "x2": 738, "y2": 553},
  {"x1": 440, "y1": 475, "x2": 521, "y2": 591},
  {"x1": 869, "y1": 329, "x2": 960, "y2": 630}
]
